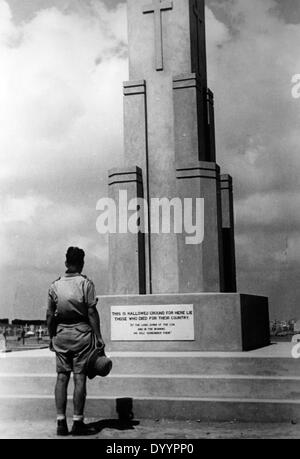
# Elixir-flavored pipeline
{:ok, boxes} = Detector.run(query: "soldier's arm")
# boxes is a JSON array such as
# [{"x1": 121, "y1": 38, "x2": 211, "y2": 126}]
[
  {"x1": 86, "y1": 280, "x2": 104, "y2": 345},
  {"x1": 46, "y1": 288, "x2": 57, "y2": 339},
  {"x1": 88, "y1": 305, "x2": 104, "y2": 344}
]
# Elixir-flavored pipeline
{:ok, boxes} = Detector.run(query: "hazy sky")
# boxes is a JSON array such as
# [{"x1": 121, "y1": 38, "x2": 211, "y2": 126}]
[{"x1": 0, "y1": 0, "x2": 300, "y2": 320}]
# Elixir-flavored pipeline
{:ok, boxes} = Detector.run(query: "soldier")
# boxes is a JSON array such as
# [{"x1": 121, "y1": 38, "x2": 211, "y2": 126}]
[{"x1": 47, "y1": 247, "x2": 104, "y2": 436}]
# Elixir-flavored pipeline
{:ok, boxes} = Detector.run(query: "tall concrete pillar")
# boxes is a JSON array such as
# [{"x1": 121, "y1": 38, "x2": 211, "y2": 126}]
[
  {"x1": 220, "y1": 175, "x2": 237, "y2": 292},
  {"x1": 176, "y1": 162, "x2": 224, "y2": 292},
  {"x1": 172, "y1": 74, "x2": 223, "y2": 292},
  {"x1": 123, "y1": 80, "x2": 152, "y2": 293},
  {"x1": 146, "y1": 73, "x2": 179, "y2": 294},
  {"x1": 124, "y1": 74, "x2": 180, "y2": 294},
  {"x1": 108, "y1": 166, "x2": 146, "y2": 295},
  {"x1": 123, "y1": 80, "x2": 148, "y2": 173},
  {"x1": 173, "y1": 74, "x2": 207, "y2": 163},
  {"x1": 172, "y1": 76, "x2": 216, "y2": 164},
  {"x1": 108, "y1": 0, "x2": 223, "y2": 295}
]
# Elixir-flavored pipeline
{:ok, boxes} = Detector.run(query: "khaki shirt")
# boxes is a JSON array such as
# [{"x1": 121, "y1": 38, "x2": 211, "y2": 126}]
[{"x1": 48, "y1": 273, "x2": 97, "y2": 324}]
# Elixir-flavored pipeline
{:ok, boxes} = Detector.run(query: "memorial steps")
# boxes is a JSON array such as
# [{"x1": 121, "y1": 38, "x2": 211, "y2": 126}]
[
  {"x1": 2, "y1": 374, "x2": 300, "y2": 400},
  {"x1": 1, "y1": 344, "x2": 300, "y2": 422}
]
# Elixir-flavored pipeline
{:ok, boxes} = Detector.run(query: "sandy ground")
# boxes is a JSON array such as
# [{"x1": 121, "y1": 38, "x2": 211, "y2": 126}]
[{"x1": 0, "y1": 418, "x2": 299, "y2": 439}]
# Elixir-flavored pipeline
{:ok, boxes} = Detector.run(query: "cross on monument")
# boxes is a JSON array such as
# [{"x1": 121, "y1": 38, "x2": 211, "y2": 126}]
[
  {"x1": 143, "y1": 0, "x2": 173, "y2": 71},
  {"x1": 193, "y1": 0, "x2": 203, "y2": 75}
]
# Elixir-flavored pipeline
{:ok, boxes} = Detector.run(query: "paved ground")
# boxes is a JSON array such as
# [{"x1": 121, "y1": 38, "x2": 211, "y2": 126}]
[
  {"x1": 4, "y1": 336, "x2": 49, "y2": 352},
  {"x1": 0, "y1": 418, "x2": 299, "y2": 439},
  {"x1": 0, "y1": 340, "x2": 296, "y2": 359}
]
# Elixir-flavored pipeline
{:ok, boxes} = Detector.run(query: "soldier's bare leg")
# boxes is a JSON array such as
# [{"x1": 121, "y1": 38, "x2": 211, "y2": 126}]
[
  {"x1": 73, "y1": 373, "x2": 87, "y2": 416},
  {"x1": 55, "y1": 372, "x2": 70, "y2": 415}
]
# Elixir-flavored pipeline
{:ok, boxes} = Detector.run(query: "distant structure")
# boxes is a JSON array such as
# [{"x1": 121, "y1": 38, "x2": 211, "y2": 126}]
[
  {"x1": 0, "y1": 319, "x2": 9, "y2": 325},
  {"x1": 11, "y1": 319, "x2": 46, "y2": 327},
  {"x1": 294, "y1": 320, "x2": 300, "y2": 334}
]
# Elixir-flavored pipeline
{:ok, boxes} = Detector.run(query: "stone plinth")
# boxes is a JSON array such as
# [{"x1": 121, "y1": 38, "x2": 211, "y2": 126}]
[{"x1": 98, "y1": 293, "x2": 270, "y2": 352}]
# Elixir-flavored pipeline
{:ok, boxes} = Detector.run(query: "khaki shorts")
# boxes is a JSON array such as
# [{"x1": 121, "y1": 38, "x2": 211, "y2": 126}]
[{"x1": 52, "y1": 323, "x2": 94, "y2": 374}]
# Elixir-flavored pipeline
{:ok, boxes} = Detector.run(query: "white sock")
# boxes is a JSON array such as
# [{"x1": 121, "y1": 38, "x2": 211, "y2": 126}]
[
  {"x1": 57, "y1": 415, "x2": 66, "y2": 421},
  {"x1": 73, "y1": 415, "x2": 84, "y2": 422}
]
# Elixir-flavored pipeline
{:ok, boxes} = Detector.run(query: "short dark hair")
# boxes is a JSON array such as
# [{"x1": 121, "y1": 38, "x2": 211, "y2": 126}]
[{"x1": 66, "y1": 247, "x2": 85, "y2": 266}]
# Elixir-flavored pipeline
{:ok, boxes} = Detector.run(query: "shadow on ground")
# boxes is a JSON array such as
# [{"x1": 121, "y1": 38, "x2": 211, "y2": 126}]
[{"x1": 85, "y1": 418, "x2": 140, "y2": 435}]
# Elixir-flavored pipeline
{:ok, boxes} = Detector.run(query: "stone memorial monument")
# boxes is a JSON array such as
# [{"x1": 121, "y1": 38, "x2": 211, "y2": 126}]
[
  {"x1": 99, "y1": 0, "x2": 270, "y2": 352},
  {"x1": 4, "y1": 1, "x2": 299, "y2": 428}
]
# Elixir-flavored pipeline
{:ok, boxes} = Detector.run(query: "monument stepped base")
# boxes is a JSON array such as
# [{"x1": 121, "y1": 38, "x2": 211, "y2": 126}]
[{"x1": 1, "y1": 344, "x2": 300, "y2": 423}]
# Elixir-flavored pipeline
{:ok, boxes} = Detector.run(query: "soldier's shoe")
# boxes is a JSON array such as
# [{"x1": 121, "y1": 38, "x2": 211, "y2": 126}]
[
  {"x1": 56, "y1": 419, "x2": 69, "y2": 436},
  {"x1": 71, "y1": 420, "x2": 98, "y2": 436}
]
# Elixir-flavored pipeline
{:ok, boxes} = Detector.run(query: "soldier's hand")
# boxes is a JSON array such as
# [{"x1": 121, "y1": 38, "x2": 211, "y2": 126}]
[
  {"x1": 49, "y1": 338, "x2": 54, "y2": 352},
  {"x1": 96, "y1": 337, "x2": 105, "y2": 350}
]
